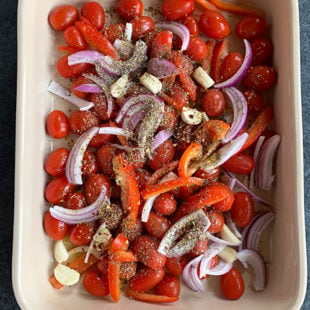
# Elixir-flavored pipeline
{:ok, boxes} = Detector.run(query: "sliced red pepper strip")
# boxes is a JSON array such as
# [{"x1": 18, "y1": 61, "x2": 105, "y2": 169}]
[
  {"x1": 200, "y1": 120, "x2": 230, "y2": 142},
  {"x1": 75, "y1": 18, "x2": 119, "y2": 59},
  {"x1": 208, "y1": 0, "x2": 262, "y2": 15},
  {"x1": 141, "y1": 177, "x2": 205, "y2": 200},
  {"x1": 200, "y1": 40, "x2": 215, "y2": 74},
  {"x1": 147, "y1": 160, "x2": 179, "y2": 185},
  {"x1": 159, "y1": 92, "x2": 186, "y2": 112},
  {"x1": 109, "y1": 233, "x2": 129, "y2": 253},
  {"x1": 239, "y1": 107, "x2": 273, "y2": 153},
  {"x1": 112, "y1": 250, "x2": 137, "y2": 263},
  {"x1": 113, "y1": 154, "x2": 141, "y2": 229},
  {"x1": 211, "y1": 39, "x2": 228, "y2": 83},
  {"x1": 126, "y1": 288, "x2": 179, "y2": 303},
  {"x1": 108, "y1": 260, "x2": 121, "y2": 302},
  {"x1": 195, "y1": 0, "x2": 219, "y2": 11},
  {"x1": 57, "y1": 46, "x2": 80, "y2": 54}
]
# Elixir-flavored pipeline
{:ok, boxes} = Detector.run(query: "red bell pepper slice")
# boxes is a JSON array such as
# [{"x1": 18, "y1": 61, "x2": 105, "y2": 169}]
[
  {"x1": 195, "y1": 0, "x2": 219, "y2": 11},
  {"x1": 141, "y1": 177, "x2": 205, "y2": 200},
  {"x1": 208, "y1": 0, "x2": 262, "y2": 15},
  {"x1": 126, "y1": 288, "x2": 179, "y2": 303},
  {"x1": 159, "y1": 91, "x2": 186, "y2": 112},
  {"x1": 112, "y1": 250, "x2": 137, "y2": 263},
  {"x1": 108, "y1": 260, "x2": 121, "y2": 302},
  {"x1": 75, "y1": 18, "x2": 119, "y2": 59},
  {"x1": 211, "y1": 39, "x2": 228, "y2": 83},
  {"x1": 200, "y1": 40, "x2": 216, "y2": 74},
  {"x1": 147, "y1": 160, "x2": 179, "y2": 185},
  {"x1": 109, "y1": 233, "x2": 129, "y2": 253},
  {"x1": 201, "y1": 120, "x2": 230, "y2": 142}
]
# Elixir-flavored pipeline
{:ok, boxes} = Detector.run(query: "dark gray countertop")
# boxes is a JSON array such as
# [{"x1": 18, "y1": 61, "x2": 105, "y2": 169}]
[{"x1": 0, "y1": 0, "x2": 308, "y2": 309}]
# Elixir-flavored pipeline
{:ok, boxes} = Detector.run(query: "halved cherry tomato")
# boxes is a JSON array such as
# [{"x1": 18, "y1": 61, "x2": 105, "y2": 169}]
[
  {"x1": 115, "y1": 0, "x2": 144, "y2": 20},
  {"x1": 222, "y1": 152, "x2": 255, "y2": 174},
  {"x1": 69, "y1": 110, "x2": 100, "y2": 135},
  {"x1": 145, "y1": 212, "x2": 171, "y2": 238},
  {"x1": 44, "y1": 211, "x2": 68, "y2": 240},
  {"x1": 49, "y1": 5, "x2": 79, "y2": 31},
  {"x1": 155, "y1": 274, "x2": 180, "y2": 297},
  {"x1": 104, "y1": 23, "x2": 125, "y2": 43},
  {"x1": 231, "y1": 192, "x2": 254, "y2": 227},
  {"x1": 96, "y1": 144, "x2": 119, "y2": 178},
  {"x1": 46, "y1": 110, "x2": 70, "y2": 139},
  {"x1": 243, "y1": 66, "x2": 277, "y2": 90},
  {"x1": 220, "y1": 52, "x2": 243, "y2": 81},
  {"x1": 251, "y1": 38, "x2": 273, "y2": 65},
  {"x1": 221, "y1": 267, "x2": 245, "y2": 300},
  {"x1": 148, "y1": 139, "x2": 175, "y2": 171},
  {"x1": 162, "y1": 0, "x2": 195, "y2": 21},
  {"x1": 85, "y1": 173, "x2": 111, "y2": 204},
  {"x1": 202, "y1": 89, "x2": 226, "y2": 117},
  {"x1": 206, "y1": 210, "x2": 224, "y2": 233},
  {"x1": 81, "y1": 2, "x2": 105, "y2": 30},
  {"x1": 82, "y1": 150, "x2": 98, "y2": 176},
  {"x1": 83, "y1": 270, "x2": 109, "y2": 297},
  {"x1": 186, "y1": 36, "x2": 208, "y2": 61},
  {"x1": 66, "y1": 191, "x2": 87, "y2": 210},
  {"x1": 235, "y1": 14, "x2": 266, "y2": 40},
  {"x1": 45, "y1": 176, "x2": 74, "y2": 204},
  {"x1": 69, "y1": 222, "x2": 95, "y2": 246},
  {"x1": 243, "y1": 89, "x2": 266, "y2": 116},
  {"x1": 165, "y1": 256, "x2": 188, "y2": 276},
  {"x1": 45, "y1": 148, "x2": 69, "y2": 176},
  {"x1": 131, "y1": 16, "x2": 155, "y2": 40},
  {"x1": 57, "y1": 54, "x2": 90, "y2": 78},
  {"x1": 64, "y1": 26, "x2": 87, "y2": 50},
  {"x1": 182, "y1": 15, "x2": 199, "y2": 35},
  {"x1": 199, "y1": 10, "x2": 230, "y2": 40},
  {"x1": 153, "y1": 193, "x2": 177, "y2": 216}
]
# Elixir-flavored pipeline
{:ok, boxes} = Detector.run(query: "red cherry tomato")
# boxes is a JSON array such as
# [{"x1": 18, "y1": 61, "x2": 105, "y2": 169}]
[
  {"x1": 251, "y1": 38, "x2": 273, "y2": 66},
  {"x1": 148, "y1": 139, "x2": 175, "y2": 171},
  {"x1": 56, "y1": 54, "x2": 90, "y2": 78},
  {"x1": 104, "y1": 23, "x2": 125, "y2": 43},
  {"x1": 89, "y1": 124, "x2": 116, "y2": 148},
  {"x1": 135, "y1": 168, "x2": 152, "y2": 190},
  {"x1": 158, "y1": 106, "x2": 178, "y2": 131},
  {"x1": 43, "y1": 211, "x2": 68, "y2": 240},
  {"x1": 96, "y1": 144, "x2": 119, "y2": 178},
  {"x1": 155, "y1": 274, "x2": 180, "y2": 297},
  {"x1": 235, "y1": 15, "x2": 266, "y2": 40},
  {"x1": 81, "y1": 2, "x2": 105, "y2": 30},
  {"x1": 206, "y1": 211, "x2": 224, "y2": 233},
  {"x1": 49, "y1": 5, "x2": 79, "y2": 31},
  {"x1": 201, "y1": 89, "x2": 226, "y2": 117},
  {"x1": 230, "y1": 192, "x2": 255, "y2": 227},
  {"x1": 243, "y1": 89, "x2": 266, "y2": 116},
  {"x1": 169, "y1": 82, "x2": 189, "y2": 108},
  {"x1": 83, "y1": 270, "x2": 109, "y2": 297},
  {"x1": 194, "y1": 167, "x2": 220, "y2": 182},
  {"x1": 222, "y1": 153, "x2": 255, "y2": 175},
  {"x1": 82, "y1": 150, "x2": 98, "y2": 176},
  {"x1": 45, "y1": 176, "x2": 74, "y2": 204},
  {"x1": 121, "y1": 218, "x2": 143, "y2": 242},
  {"x1": 115, "y1": 0, "x2": 144, "y2": 20},
  {"x1": 144, "y1": 212, "x2": 171, "y2": 238},
  {"x1": 211, "y1": 182, "x2": 235, "y2": 212},
  {"x1": 165, "y1": 256, "x2": 188, "y2": 276},
  {"x1": 150, "y1": 30, "x2": 173, "y2": 58},
  {"x1": 220, "y1": 52, "x2": 243, "y2": 81},
  {"x1": 46, "y1": 110, "x2": 70, "y2": 139},
  {"x1": 199, "y1": 10, "x2": 230, "y2": 40},
  {"x1": 162, "y1": 0, "x2": 195, "y2": 21},
  {"x1": 64, "y1": 26, "x2": 87, "y2": 50},
  {"x1": 89, "y1": 92, "x2": 116, "y2": 121},
  {"x1": 189, "y1": 238, "x2": 208, "y2": 257},
  {"x1": 221, "y1": 267, "x2": 245, "y2": 300},
  {"x1": 119, "y1": 262, "x2": 137, "y2": 280},
  {"x1": 69, "y1": 222, "x2": 95, "y2": 246},
  {"x1": 182, "y1": 15, "x2": 199, "y2": 36},
  {"x1": 69, "y1": 110, "x2": 100, "y2": 135},
  {"x1": 153, "y1": 193, "x2": 177, "y2": 215},
  {"x1": 66, "y1": 191, "x2": 87, "y2": 210},
  {"x1": 45, "y1": 148, "x2": 69, "y2": 176},
  {"x1": 243, "y1": 66, "x2": 277, "y2": 90},
  {"x1": 186, "y1": 36, "x2": 208, "y2": 61},
  {"x1": 131, "y1": 16, "x2": 155, "y2": 40},
  {"x1": 85, "y1": 174, "x2": 111, "y2": 204}
]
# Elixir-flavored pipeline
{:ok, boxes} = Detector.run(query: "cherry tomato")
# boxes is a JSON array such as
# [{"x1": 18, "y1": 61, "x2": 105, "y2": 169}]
[
  {"x1": 96, "y1": 144, "x2": 119, "y2": 178},
  {"x1": 201, "y1": 89, "x2": 226, "y2": 117},
  {"x1": 115, "y1": 0, "x2": 144, "y2": 20},
  {"x1": 243, "y1": 66, "x2": 277, "y2": 90},
  {"x1": 186, "y1": 36, "x2": 207, "y2": 61},
  {"x1": 158, "y1": 105, "x2": 178, "y2": 131},
  {"x1": 243, "y1": 89, "x2": 266, "y2": 116},
  {"x1": 168, "y1": 51, "x2": 194, "y2": 75},
  {"x1": 165, "y1": 256, "x2": 188, "y2": 276},
  {"x1": 155, "y1": 274, "x2": 180, "y2": 297},
  {"x1": 199, "y1": 10, "x2": 230, "y2": 40},
  {"x1": 46, "y1": 110, "x2": 70, "y2": 139},
  {"x1": 43, "y1": 211, "x2": 68, "y2": 240},
  {"x1": 135, "y1": 168, "x2": 151, "y2": 190},
  {"x1": 45, "y1": 148, "x2": 69, "y2": 176},
  {"x1": 153, "y1": 193, "x2": 177, "y2": 215},
  {"x1": 89, "y1": 124, "x2": 116, "y2": 148},
  {"x1": 222, "y1": 152, "x2": 255, "y2": 174},
  {"x1": 49, "y1": 5, "x2": 79, "y2": 31},
  {"x1": 104, "y1": 23, "x2": 125, "y2": 43},
  {"x1": 194, "y1": 167, "x2": 220, "y2": 182},
  {"x1": 144, "y1": 212, "x2": 171, "y2": 238},
  {"x1": 131, "y1": 16, "x2": 155, "y2": 40},
  {"x1": 150, "y1": 30, "x2": 173, "y2": 58},
  {"x1": 83, "y1": 270, "x2": 109, "y2": 297},
  {"x1": 211, "y1": 182, "x2": 235, "y2": 212},
  {"x1": 235, "y1": 15, "x2": 266, "y2": 40},
  {"x1": 85, "y1": 174, "x2": 111, "y2": 204},
  {"x1": 189, "y1": 238, "x2": 208, "y2": 256},
  {"x1": 169, "y1": 82, "x2": 189, "y2": 108},
  {"x1": 69, "y1": 110, "x2": 100, "y2": 135},
  {"x1": 57, "y1": 54, "x2": 90, "y2": 78},
  {"x1": 64, "y1": 26, "x2": 87, "y2": 50},
  {"x1": 148, "y1": 139, "x2": 175, "y2": 171},
  {"x1": 182, "y1": 15, "x2": 199, "y2": 36},
  {"x1": 66, "y1": 191, "x2": 87, "y2": 210},
  {"x1": 132, "y1": 235, "x2": 166, "y2": 269},
  {"x1": 251, "y1": 38, "x2": 273, "y2": 66},
  {"x1": 45, "y1": 176, "x2": 74, "y2": 204},
  {"x1": 121, "y1": 218, "x2": 143, "y2": 242},
  {"x1": 89, "y1": 92, "x2": 116, "y2": 121},
  {"x1": 81, "y1": 2, "x2": 105, "y2": 30},
  {"x1": 82, "y1": 150, "x2": 98, "y2": 176},
  {"x1": 162, "y1": 0, "x2": 194, "y2": 21},
  {"x1": 220, "y1": 52, "x2": 243, "y2": 81},
  {"x1": 69, "y1": 222, "x2": 95, "y2": 246},
  {"x1": 119, "y1": 262, "x2": 137, "y2": 280},
  {"x1": 221, "y1": 267, "x2": 245, "y2": 300},
  {"x1": 71, "y1": 76, "x2": 92, "y2": 99},
  {"x1": 231, "y1": 192, "x2": 254, "y2": 227},
  {"x1": 206, "y1": 211, "x2": 224, "y2": 233}
]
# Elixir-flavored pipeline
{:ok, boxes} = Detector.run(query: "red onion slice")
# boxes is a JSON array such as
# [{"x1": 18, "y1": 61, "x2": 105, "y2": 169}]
[
  {"x1": 222, "y1": 87, "x2": 248, "y2": 143},
  {"x1": 250, "y1": 136, "x2": 265, "y2": 190},
  {"x1": 47, "y1": 80, "x2": 94, "y2": 111},
  {"x1": 113, "y1": 39, "x2": 134, "y2": 59},
  {"x1": 121, "y1": 102, "x2": 148, "y2": 131},
  {"x1": 182, "y1": 255, "x2": 205, "y2": 292},
  {"x1": 65, "y1": 127, "x2": 99, "y2": 185},
  {"x1": 206, "y1": 232, "x2": 240, "y2": 247},
  {"x1": 68, "y1": 50, "x2": 103, "y2": 65},
  {"x1": 151, "y1": 130, "x2": 173, "y2": 152},
  {"x1": 98, "y1": 126, "x2": 131, "y2": 137},
  {"x1": 203, "y1": 258, "x2": 232, "y2": 276},
  {"x1": 156, "y1": 21, "x2": 190, "y2": 51},
  {"x1": 214, "y1": 39, "x2": 252, "y2": 89},
  {"x1": 73, "y1": 84, "x2": 101, "y2": 93},
  {"x1": 240, "y1": 213, "x2": 262, "y2": 250},
  {"x1": 237, "y1": 249, "x2": 266, "y2": 291},
  {"x1": 125, "y1": 23, "x2": 133, "y2": 41},
  {"x1": 255, "y1": 135, "x2": 281, "y2": 191},
  {"x1": 147, "y1": 58, "x2": 179, "y2": 79}
]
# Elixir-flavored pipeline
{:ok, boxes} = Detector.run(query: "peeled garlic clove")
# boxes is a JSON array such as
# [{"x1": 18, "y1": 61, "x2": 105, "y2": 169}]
[
  {"x1": 54, "y1": 264, "x2": 80, "y2": 286},
  {"x1": 139, "y1": 72, "x2": 162, "y2": 94},
  {"x1": 193, "y1": 66, "x2": 215, "y2": 90},
  {"x1": 181, "y1": 107, "x2": 203, "y2": 125},
  {"x1": 54, "y1": 240, "x2": 69, "y2": 263},
  {"x1": 110, "y1": 74, "x2": 129, "y2": 98},
  {"x1": 218, "y1": 246, "x2": 237, "y2": 264},
  {"x1": 220, "y1": 224, "x2": 241, "y2": 245}
]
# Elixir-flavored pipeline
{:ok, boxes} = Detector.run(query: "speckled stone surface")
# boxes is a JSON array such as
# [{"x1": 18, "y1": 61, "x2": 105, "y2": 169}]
[{"x1": 0, "y1": 0, "x2": 309, "y2": 309}]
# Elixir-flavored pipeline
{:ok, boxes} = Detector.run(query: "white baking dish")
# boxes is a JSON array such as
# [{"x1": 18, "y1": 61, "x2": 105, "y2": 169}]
[{"x1": 13, "y1": 0, "x2": 306, "y2": 309}]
